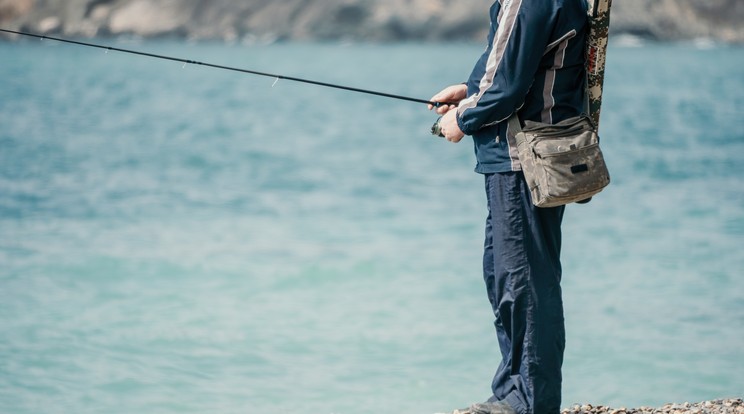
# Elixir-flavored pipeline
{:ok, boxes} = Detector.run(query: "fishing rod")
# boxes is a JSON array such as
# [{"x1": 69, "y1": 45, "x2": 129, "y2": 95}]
[{"x1": 1, "y1": 28, "x2": 449, "y2": 109}]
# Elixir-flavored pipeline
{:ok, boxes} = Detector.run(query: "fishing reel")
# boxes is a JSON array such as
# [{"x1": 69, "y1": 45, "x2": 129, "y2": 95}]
[{"x1": 430, "y1": 117, "x2": 445, "y2": 138}]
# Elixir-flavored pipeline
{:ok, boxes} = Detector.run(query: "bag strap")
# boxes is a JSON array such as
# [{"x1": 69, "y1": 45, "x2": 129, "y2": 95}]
[
  {"x1": 583, "y1": 70, "x2": 590, "y2": 116},
  {"x1": 507, "y1": 111, "x2": 524, "y2": 137}
]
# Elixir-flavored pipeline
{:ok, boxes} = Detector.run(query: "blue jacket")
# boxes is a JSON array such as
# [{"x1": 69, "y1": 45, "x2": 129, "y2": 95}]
[{"x1": 456, "y1": 0, "x2": 589, "y2": 173}]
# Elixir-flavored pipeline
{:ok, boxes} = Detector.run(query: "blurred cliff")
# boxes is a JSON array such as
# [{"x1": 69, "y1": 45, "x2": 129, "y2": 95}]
[{"x1": 1, "y1": 0, "x2": 743, "y2": 43}]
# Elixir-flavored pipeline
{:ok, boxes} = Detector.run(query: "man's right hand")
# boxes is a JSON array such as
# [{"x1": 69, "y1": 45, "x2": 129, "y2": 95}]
[{"x1": 428, "y1": 84, "x2": 468, "y2": 115}]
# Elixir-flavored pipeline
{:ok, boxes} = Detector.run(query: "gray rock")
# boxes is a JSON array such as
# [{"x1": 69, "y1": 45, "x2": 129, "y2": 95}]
[{"x1": 1, "y1": 0, "x2": 743, "y2": 43}]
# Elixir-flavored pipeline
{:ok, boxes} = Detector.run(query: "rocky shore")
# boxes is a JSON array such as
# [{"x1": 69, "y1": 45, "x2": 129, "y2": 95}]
[
  {"x1": 1, "y1": 0, "x2": 743, "y2": 43},
  {"x1": 561, "y1": 399, "x2": 743, "y2": 414}
]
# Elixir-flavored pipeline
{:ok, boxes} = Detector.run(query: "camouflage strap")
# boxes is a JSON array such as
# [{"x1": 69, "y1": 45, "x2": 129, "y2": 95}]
[{"x1": 586, "y1": 0, "x2": 613, "y2": 129}]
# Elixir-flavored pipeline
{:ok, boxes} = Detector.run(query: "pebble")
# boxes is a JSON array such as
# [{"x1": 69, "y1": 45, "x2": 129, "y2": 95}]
[{"x1": 560, "y1": 398, "x2": 743, "y2": 414}]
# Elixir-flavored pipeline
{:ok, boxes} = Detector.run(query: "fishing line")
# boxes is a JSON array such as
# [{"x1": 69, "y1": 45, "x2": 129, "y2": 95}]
[{"x1": 1, "y1": 28, "x2": 450, "y2": 108}]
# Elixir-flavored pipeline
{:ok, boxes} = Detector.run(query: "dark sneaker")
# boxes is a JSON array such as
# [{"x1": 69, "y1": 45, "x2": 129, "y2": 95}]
[{"x1": 451, "y1": 401, "x2": 517, "y2": 414}]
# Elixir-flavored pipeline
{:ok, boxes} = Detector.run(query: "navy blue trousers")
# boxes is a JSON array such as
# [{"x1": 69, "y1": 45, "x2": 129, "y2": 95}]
[{"x1": 482, "y1": 172, "x2": 565, "y2": 414}]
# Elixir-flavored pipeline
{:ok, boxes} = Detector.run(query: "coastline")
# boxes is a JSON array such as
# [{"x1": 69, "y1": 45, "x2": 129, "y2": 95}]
[{"x1": 1, "y1": 0, "x2": 743, "y2": 44}]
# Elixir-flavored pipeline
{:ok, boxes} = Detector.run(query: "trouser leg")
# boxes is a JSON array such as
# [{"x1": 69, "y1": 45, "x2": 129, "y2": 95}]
[{"x1": 482, "y1": 172, "x2": 565, "y2": 414}]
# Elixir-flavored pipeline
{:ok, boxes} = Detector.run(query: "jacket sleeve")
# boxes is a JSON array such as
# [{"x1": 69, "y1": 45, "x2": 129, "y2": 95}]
[{"x1": 456, "y1": 0, "x2": 553, "y2": 135}]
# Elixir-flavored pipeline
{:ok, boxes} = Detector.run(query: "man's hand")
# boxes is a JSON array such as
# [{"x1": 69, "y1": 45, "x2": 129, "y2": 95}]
[
  {"x1": 439, "y1": 108, "x2": 466, "y2": 143},
  {"x1": 429, "y1": 84, "x2": 467, "y2": 142},
  {"x1": 428, "y1": 84, "x2": 468, "y2": 115}
]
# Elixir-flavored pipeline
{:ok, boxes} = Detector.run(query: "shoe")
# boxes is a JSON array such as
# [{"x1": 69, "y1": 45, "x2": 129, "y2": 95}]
[{"x1": 450, "y1": 401, "x2": 517, "y2": 414}]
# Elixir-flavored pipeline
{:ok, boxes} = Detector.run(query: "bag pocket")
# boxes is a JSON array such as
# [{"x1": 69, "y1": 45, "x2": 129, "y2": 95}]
[{"x1": 534, "y1": 142, "x2": 610, "y2": 202}]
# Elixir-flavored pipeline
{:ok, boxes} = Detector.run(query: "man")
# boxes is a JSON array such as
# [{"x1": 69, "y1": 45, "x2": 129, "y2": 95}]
[{"x1": 428, "y1": 1, "x2": 589, "y2": 413}]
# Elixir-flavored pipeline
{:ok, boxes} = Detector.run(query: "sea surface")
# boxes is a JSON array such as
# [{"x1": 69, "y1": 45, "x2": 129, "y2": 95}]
[{"x1": 1, "y1": 38, "x2": 742, "y2": 414}]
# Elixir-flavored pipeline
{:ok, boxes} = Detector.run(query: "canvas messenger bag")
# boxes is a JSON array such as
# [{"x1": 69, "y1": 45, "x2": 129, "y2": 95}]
[{"x1": 509, "y1": 112, "x2": 610, "y2": 208}]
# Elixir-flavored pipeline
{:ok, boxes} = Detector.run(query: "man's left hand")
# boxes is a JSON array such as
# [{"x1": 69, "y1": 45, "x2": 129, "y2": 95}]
[{"x1": 439, "y1": 109, "x2": 466, "y2": 143}]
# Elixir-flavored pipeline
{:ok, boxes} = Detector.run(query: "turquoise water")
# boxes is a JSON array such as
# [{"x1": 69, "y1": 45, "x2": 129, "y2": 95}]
[{"x1": 1, "y1": 39, "x2": 742, "y2": 413}]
